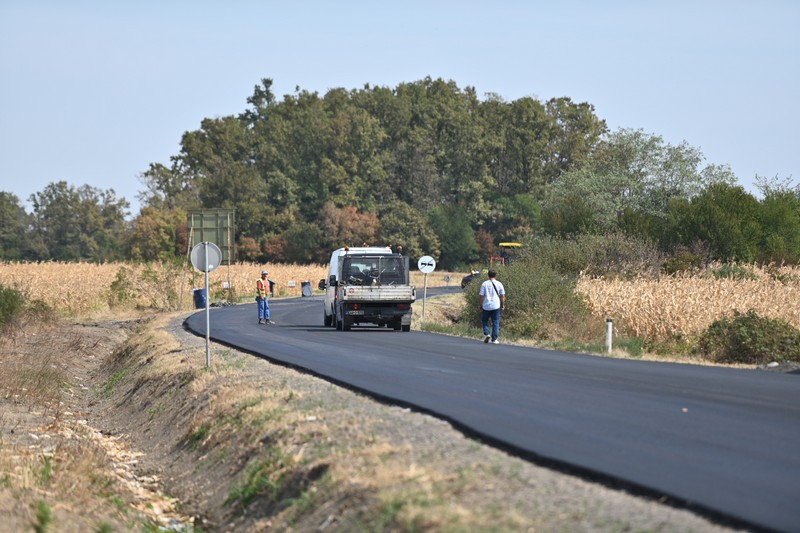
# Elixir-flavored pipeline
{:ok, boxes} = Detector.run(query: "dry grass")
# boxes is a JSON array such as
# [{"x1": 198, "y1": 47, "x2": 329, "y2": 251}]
[{"x1": 577, "y1": 264, "x2": 800, "y2": 341}]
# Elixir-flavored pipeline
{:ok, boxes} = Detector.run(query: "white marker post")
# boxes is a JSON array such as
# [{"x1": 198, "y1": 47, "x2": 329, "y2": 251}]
[
  {"x1": 417, "y1": 255, "x2": 436, "y2": 319},
  {"x1": 190, "y1": 242, "x2": 222, "y2": 368}
]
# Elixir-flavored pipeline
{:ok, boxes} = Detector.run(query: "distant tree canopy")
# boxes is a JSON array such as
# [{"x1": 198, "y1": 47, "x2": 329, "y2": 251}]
[{"x1": 1, "y1": 77, "x2": 798, "y2": 267}]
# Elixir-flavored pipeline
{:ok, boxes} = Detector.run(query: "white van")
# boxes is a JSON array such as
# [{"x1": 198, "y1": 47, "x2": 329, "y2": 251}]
[{"x1": 318, "y1": 247, "x2": 414, "y2": 331}]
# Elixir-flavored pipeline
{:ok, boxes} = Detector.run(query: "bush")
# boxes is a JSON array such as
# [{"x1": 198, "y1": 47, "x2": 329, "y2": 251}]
[
  {"x1": 662, "y1": 251, "x2": 704, "y2": 275},
  {"x1": 694, "y1": 309, "x2": 800, "y2": 364},
  {"x1": 0, "y1": 283, "x2": 26, "y2": 327},
  {"x1": 712, "y1": 263, "x2": 759, "y2": 281},
  {"x1": 459, "y1": 260, "x2": 599, "y2": 340},
  {"x1": 520, "y1": 233, "x2": 663, "y2": 279},
  {"x1": 107, "y1": 267, "x2": 137, "y2": 308}
]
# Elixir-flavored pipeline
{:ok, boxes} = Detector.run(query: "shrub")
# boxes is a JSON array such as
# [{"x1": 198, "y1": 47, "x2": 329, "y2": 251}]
[
  {"x1": 0, "y1": 283, "x2": 26, "y2": 328},
  {"x1": 712, "y1": 263, "x2": 759, "y2": 281},
  {"x1": 107, "y1": 266, "x2": 137, "y2": 308},
  {"x1": 662, "y1": 250, "x2": 704, "y2": 275},
  {"x1": 460, "y1": 260, "x2": 599, "y2": 340},
  {"x1": 520, "y1": 233, "x2": 663, "y2": 279},
  {"x1": 694, "y1": 309, "x2": 800, "y2": 364}
]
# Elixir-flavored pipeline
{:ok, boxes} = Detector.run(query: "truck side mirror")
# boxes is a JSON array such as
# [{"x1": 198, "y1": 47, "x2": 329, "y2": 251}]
[
  {"x1": 318, "y1": 279, "x2": 326, "y2": 290},
  {"x1": 329, "y1": 274, "x2": 337, "y2": 287}
]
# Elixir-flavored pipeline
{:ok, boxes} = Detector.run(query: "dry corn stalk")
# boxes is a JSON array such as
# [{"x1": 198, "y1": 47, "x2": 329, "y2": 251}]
[
  {"x1": 577, "y1": 265, "x2": 800, "y2": 341},
  {"x1": 0, "y1": 261, "x2": 461, "y2": 318}
]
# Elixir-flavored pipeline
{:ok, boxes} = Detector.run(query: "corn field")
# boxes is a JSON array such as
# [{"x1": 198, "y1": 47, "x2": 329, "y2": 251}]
[
  {"x1": 0, "y1": 261, "x2": 327, "y2": 316},
  {"x1": 10, "y1": 260, "x2": 794, "y2": 342},
  {"x1": 0, "y1": 261, "x2": 461, "y2": 317},
  {"x1": 576, "y1": 265, "x2": 800, "y2": 341}
]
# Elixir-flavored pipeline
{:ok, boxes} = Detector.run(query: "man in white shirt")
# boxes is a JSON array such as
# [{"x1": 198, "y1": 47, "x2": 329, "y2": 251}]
[{"x1": 479, "y1": 269, "x2": 506, "y2": 344}]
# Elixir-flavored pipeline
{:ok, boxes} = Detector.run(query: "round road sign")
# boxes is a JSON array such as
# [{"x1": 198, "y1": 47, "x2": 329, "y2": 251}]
[
  {"x1": 190, "y1": 242, "x2": 223, "y2": 272},
  {"x1": 418, "y1": 255, "x2": 436, "y2": 274}
]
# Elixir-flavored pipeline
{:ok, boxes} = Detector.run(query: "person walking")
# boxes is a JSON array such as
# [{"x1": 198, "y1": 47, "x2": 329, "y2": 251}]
[
  {"x1": 479, "y1": 269, "x2": 505, "y2": 344},
  {"x1": 256, "y1": 270, "x2": 274, "y2": 325}
]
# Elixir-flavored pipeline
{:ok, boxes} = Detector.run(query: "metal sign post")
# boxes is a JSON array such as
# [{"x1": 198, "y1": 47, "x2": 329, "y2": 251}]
[
  {"x1": 417, "y1": 255, "x2": 436, "y2": 319},
  {"x1": 190, "y1": 242, "x2": 223, "y2": 368}
]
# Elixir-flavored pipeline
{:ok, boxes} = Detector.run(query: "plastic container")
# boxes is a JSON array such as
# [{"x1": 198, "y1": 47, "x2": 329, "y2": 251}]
[
  {"x1": 193, "y1": 288, "x2": 207, "y2": 309},
  {"x1": 301, "y1": 281, "x2": 312, "y2": 297}
]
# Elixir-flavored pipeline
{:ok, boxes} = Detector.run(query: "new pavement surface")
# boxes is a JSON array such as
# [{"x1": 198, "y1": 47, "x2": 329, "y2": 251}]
[{"x1": 186, "y1": 292, "x2": 800, "y2": 532}]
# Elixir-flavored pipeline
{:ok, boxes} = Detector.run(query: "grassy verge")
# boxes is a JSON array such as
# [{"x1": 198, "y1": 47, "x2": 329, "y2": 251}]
[{"x1": 413, "y1": 292, "x2": 737, "y2": 366}]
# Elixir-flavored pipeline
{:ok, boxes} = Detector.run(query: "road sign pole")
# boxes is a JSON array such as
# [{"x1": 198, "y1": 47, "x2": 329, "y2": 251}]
[
  {"x1": 191, "y1": 241, "x2": 221, "y2": 369},
  {"x1": 422, "y1": 273, "x2": 428, "y2": 319},
  {"x1": 417, "y1": 255, "x2": 437, "y2": 322},
  {"x1": 205, "y1": 243, "x2": 211, "y2": 368}
]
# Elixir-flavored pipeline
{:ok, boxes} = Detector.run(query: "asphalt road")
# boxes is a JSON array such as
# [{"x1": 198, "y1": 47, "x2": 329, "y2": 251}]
[{"x1": 185, "y1": 292, "x2": 800, "y2": 533}]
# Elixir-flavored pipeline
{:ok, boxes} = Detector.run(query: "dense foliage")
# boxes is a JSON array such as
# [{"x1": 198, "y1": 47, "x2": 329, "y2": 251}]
[
  {"x1": 460, "y1": 233, "x2": 660, "y2": 340},
  {"x1": 0, "y1": 283, "x2": 26, "y2": 328},
  {"x1": 1, "y1": 77, "x2": 798, "y2": 267},
  {"x1": 460, "y1": 261, "x2": 597, "y2": 340},
  {"x1": 695, "y1": 309, "x2": 800, "y2": 364}
]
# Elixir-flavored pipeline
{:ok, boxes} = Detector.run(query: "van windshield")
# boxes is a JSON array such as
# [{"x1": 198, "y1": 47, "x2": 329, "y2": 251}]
[{"x1": 342, "y1": 256, "x2": 407, "y2": 286}]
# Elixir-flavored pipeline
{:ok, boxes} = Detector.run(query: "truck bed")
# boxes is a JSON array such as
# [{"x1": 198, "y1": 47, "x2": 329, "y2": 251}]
[{"x1": 340, "y1": 285, "x2": 415, "y2": 302}]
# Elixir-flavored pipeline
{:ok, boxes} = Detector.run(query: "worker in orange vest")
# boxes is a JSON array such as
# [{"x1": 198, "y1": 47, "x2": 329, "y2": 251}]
[{"x1": 256, "y1": 270, "x2": 274, "y2": 325}]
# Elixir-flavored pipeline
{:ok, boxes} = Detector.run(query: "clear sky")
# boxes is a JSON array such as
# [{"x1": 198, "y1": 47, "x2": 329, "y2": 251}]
[{"x1": 1, "y1": 1, "x2": 798, "y2": 216}]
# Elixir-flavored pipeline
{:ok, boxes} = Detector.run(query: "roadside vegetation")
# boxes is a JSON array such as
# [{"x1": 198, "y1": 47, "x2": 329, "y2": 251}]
[{"x1": 418, "y1": 233, "x2": 800, "y2": 367}]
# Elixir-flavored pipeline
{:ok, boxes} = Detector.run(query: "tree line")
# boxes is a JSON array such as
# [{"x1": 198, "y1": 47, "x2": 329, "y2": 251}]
[{"x1": 1, "y1": 77, "x2": 798, "y2": 269}]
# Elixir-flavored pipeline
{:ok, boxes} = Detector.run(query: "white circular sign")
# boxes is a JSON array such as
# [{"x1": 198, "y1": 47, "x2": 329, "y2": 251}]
[
  {"x1": 190, "y1": 242, "x2": 223, "y2": 272},
  {"x1": 418, "y1": 255, "x2": 436, "y2": 274}
]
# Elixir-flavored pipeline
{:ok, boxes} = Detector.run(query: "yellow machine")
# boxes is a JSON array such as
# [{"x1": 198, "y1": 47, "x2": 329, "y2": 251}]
[{"x1": 490, "y1": 242, "x2": 522, "y2": 268}]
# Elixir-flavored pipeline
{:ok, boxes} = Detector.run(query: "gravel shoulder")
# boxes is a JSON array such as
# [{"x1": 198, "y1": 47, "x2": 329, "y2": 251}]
[{"x1": 0, "y1": 311, "x2": 760, "y2": 532}]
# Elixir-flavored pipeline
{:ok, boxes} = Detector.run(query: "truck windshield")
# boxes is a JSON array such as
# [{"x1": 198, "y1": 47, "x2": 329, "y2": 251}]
[{"x1": 342, "y1": 256, "x2": 406, "y2": 285}]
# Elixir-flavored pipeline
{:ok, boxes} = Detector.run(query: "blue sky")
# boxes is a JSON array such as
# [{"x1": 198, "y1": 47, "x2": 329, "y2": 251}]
[{"x1": 1, "y1": 1, "x2": 798, "y2": 215}]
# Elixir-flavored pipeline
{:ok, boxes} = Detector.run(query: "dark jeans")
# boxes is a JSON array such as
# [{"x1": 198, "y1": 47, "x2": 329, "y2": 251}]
[{"x1": 482, "y1": 308, "x2": 501, "y2": 341}]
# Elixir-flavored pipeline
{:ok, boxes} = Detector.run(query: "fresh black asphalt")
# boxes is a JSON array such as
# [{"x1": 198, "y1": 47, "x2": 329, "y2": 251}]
[{"x1": 185, "y1": 290, "x2": 800, "y2": 532}]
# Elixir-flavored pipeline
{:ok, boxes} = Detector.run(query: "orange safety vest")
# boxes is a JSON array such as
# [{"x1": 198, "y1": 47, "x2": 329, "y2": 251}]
[{"x1": 256, "y1": 277, "x2": 268, "y2": 298}]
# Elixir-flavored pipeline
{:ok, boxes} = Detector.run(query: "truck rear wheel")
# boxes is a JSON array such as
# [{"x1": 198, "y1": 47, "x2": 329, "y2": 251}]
[{"x1": 324, "y1": 312, "x2": 333, "y2": 327}]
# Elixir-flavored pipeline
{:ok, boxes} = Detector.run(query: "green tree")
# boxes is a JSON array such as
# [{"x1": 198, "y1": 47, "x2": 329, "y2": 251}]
[
  {"x1": 668, "y1": 183, "x2": 761, "y2": 262},
  {"x1": 127, "y1": 207, "x2": 188, "y2": 261},
  {"x1": 179, "y1": 116, "x2": 269, "y2": 239},
  {"x1": 756, "y1": 177, "x2": 800, "y2": 263},
  {"x1": 376, "y1": 201, "x2": 440, "y2": 263},
  {"x1": 541, "y1": 168, "x2": 631, "y2": 235},
  {"x1": 481, "y1": 95, "x2": 550, "y2": 198},
  {"x1": 28, "y1": 181, "x2": 129, "y2": 261},
  {"x1": 0, "y1": 192, "x2": 29, "y2": 259},
  {"x1": 427, "y1": 205, "x2": 479, "y2": 270},
  {"x1": 542, "y1": 97, "x2": 607, "y2": 182},
  {"x1": 590, "y1": 128, "x2": 737, "y2": 221},
  {"x1": 282, "y1": 221, "x2": 325, "y2": 263},
  {"x1": 137, "y1": 162, "x2": 200, "y2": 210}
]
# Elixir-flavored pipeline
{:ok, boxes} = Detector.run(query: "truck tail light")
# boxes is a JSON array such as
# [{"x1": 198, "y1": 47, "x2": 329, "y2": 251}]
[
  {"x1": 353, "y1": 303, "x2": 359, "y2": 310},
  {"x1": 397, "y1": 303, "x2": 409, "y2": 310}
]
